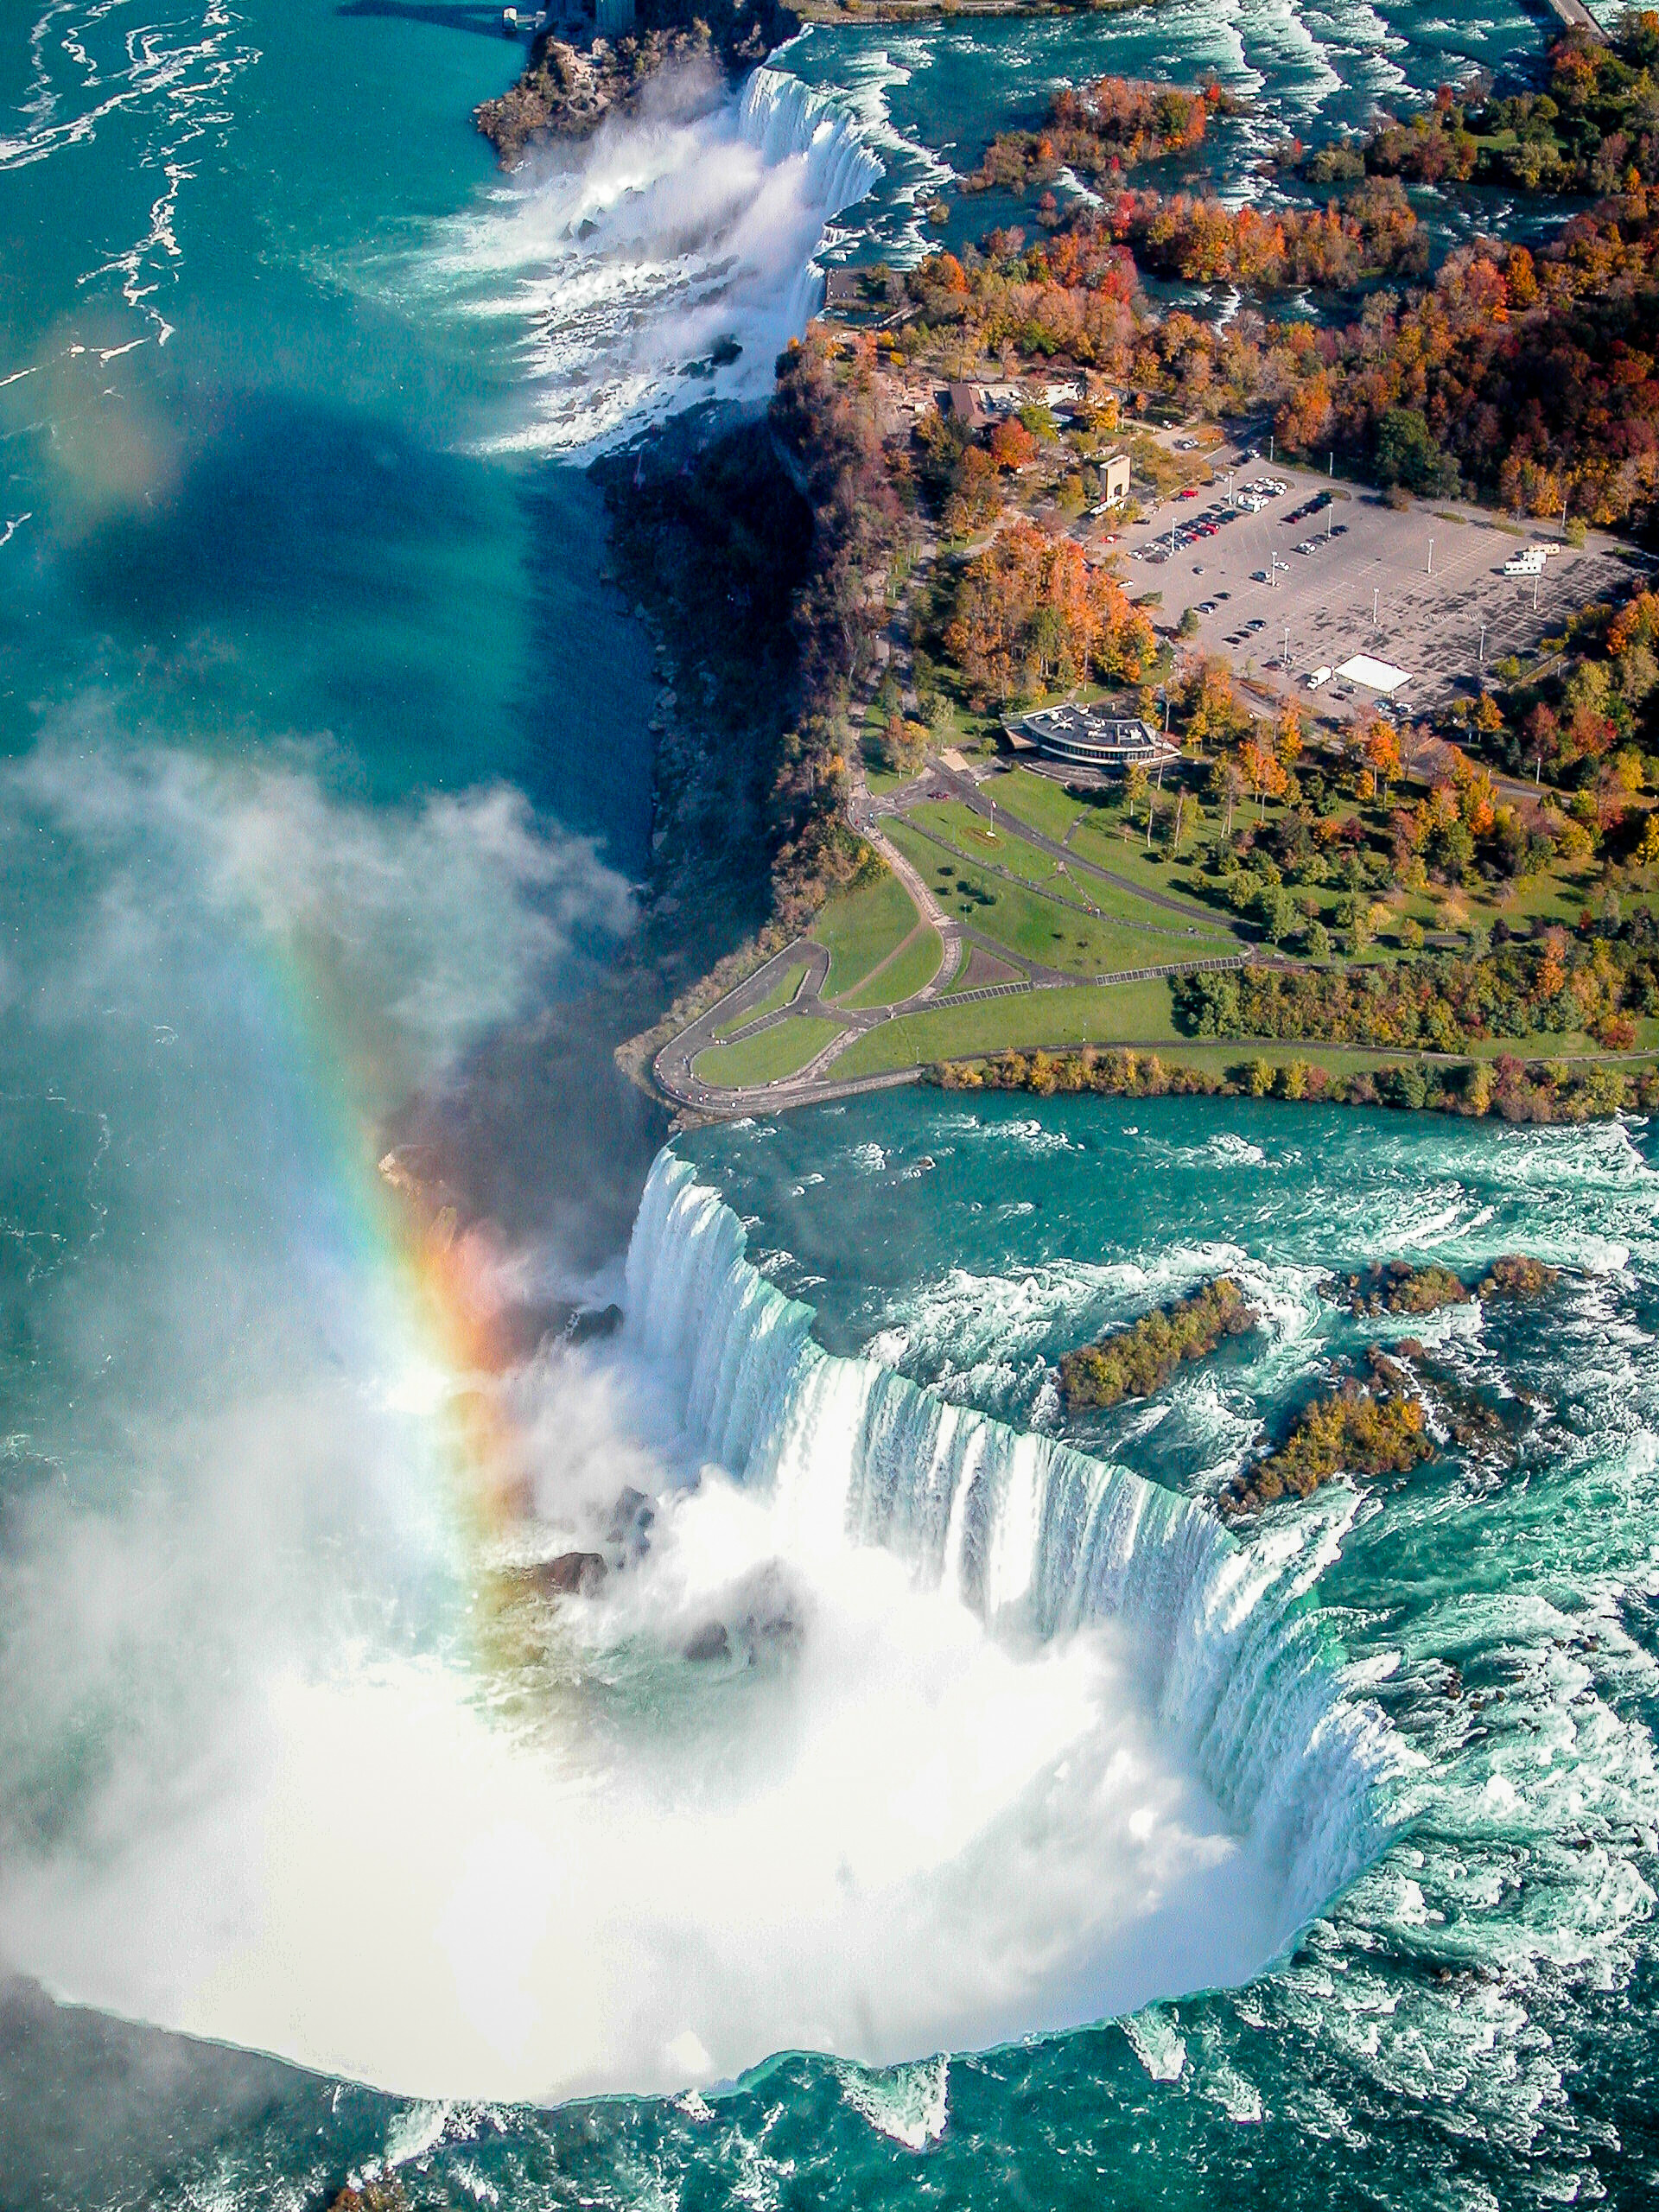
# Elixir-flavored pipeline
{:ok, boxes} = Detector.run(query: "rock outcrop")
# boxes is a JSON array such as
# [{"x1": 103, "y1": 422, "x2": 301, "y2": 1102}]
[
  {"x1": 475, "y1": 0, "x2": 798, "y2": 168},
  {"x1": 533, "y1": 1549, "x2": 607, "y2": 1597}
]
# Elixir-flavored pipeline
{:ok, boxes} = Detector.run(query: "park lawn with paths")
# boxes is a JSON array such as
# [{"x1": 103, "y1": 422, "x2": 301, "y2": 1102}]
[
  {"x1": 843, "y1": 925, "x2": 945, "y2": 1009},
  {"x1": 909, "y1": 802, "x2": 1238, "y2": 937},
  {"x1": 816, "y1": 871, "x2": 923, "y2": 998},
  {"x1": 887, "y1": 823, "x2": 1230, "y2": 976},
  {"x1": 694, "y1": 1015, "x2": 845, "y2": 1089},
  {"x1": 982, "y1": 766, "x2": 1090, "y2": 846},
  {"x1": 832, "y1": 979, "x2": 1181, "y2": 1077},
  {"x1": 907, "y1": 799, "x2": 1070, "y2": 891},
  {"x1": 712, "y1": 961, "x2": 808, "y2": 1039},
  {"x1": 1062, "y1": 806, "x2": 1226, "y2": 915}
]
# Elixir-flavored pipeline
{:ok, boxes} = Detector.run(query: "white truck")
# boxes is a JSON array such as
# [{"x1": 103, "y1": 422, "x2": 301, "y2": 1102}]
[{"x1": 1306, "y1": 666, "x2": 1333, "y2": 690}]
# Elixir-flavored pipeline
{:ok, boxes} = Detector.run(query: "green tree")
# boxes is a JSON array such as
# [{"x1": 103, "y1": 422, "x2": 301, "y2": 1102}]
[{"x1": 1374, "y1": 406, "x2": 1459, "y2": 497}]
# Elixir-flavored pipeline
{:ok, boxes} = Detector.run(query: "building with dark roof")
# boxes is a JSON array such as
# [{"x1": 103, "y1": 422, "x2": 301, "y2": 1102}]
[
  {"x1": 947, "y1": 382, "x2": 988, "y2": 430},
  {"x1": 1016, "y1": 703, "x2": 1177, "y2": 774}
]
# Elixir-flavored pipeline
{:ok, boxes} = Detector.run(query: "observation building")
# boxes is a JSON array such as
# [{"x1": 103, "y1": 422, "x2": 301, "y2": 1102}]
[{"x1": 1014, "y1": 702, "x2": 1178, "y2": 775}]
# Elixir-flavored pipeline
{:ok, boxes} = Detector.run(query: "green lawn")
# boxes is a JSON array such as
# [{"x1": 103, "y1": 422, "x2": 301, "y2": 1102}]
[
  {"x1": 907, "y1": 799, "x2": 1070, "y2": 892},
  {"x1": 979, "y1": 766, "x2": 1090, "y2": 846},
  {"x1": 815, "y1": 872, "x2": 921, "y2": 998},
  {"x1": 832, "y1": 979, "x2": 1180, "y2": 1077},
  {"x1": 887, "y1": 823, "x2": 1222, "y2": 977},
  {"x1": 843, "y1": 925, "x2": 944, "y2": 1009},
  {"x1": 1063, "y1": 810, "x2": 1227, "y2": 916},
  {"x1": 712, "y1": 961, "x2": 807, "y2": 1039},
  {"x1": 694, "y1": 1015, "x2": 844, "y2": 1089},
  {"x1": 906, "y1": 802, "x2": 1239, "y2": 941}
]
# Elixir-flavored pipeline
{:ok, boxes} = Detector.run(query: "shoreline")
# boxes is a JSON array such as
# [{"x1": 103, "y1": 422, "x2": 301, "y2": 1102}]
[
  {"x1": 474, "y1": 0, "x2": 1156, "y2": 166},
  {"x1": 560, "y1": 39, "x2": 1659, "y2": 1142}
]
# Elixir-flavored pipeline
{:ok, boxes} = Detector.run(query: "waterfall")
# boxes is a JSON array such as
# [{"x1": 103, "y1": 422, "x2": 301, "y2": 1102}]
[
  {"x1": 626, "y1": 1150, "x2": 1399, "y2": 1929},
  {"x1": 431, "y1": 61, "x2": 882, "y2": 454},
  {"x1": 737, "y1": 66, "x2": 886, "y2": 216}
]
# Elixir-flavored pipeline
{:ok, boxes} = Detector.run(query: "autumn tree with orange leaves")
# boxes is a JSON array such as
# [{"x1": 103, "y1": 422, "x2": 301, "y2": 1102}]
[{"x1": 944, "y1": 518, "x2": 1155, "y2": 704}]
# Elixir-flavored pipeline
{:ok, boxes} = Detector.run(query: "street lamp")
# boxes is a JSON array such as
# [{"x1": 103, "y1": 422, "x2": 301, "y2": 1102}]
[
  {"x1": 1427, "y1": 535, "x2": 1433, "y2": 578},
  {"x1": 1373, "y1": 586, "x2": 1380, "y2": 630}
]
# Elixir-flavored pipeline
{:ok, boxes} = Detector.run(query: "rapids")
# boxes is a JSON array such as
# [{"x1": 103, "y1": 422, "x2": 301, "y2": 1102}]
[{"x1": 8, "y1": 0, "x2": 1659, "y2": 2205}]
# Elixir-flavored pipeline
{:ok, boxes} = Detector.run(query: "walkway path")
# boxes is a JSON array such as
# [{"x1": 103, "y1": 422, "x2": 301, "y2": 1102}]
[
  {"x1": 914, "y1": 760, "x2": 1248, "y2": 932},
  {"x1": 654, "y1": 741, "x2": 1262, "y2": 1118}
]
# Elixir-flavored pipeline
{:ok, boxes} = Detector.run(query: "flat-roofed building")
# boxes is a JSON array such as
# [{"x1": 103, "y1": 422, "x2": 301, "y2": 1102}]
[{"x1": 1017, "y1": 702, "x2": 1177, "y2": 774}]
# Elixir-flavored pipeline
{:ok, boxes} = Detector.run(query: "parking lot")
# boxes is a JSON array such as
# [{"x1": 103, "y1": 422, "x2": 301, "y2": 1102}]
[{"x1": 1108, "y1": 444, "x2": 1649, "y2": 721}]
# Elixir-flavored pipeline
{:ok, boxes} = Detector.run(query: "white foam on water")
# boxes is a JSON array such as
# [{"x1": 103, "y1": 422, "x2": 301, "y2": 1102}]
[
  {"x1": 838, "y1": 2052, "x2": 950, "y2": 2149},
  {"x1": 3, "y1": 0, "x2": 260, "y2": 344},
  {"x1": 1123, "y1": 2004, "x2": 1187, "y2": 2081},
  {"x1": 422, "y1": 62, "x2": 880, "y2": 455}
]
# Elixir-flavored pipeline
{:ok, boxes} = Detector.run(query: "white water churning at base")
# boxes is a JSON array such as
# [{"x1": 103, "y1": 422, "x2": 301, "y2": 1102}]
[{"x1": 626, "y1": 1148, "x2": 1401, "y2": 1931}]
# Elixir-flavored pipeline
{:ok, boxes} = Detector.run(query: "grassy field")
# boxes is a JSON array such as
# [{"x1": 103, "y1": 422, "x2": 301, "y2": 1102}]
[
  {"x1": 712, "y1": 961, "x2": 807, "y2": 1039},
  {"x1": 815, "y1": 872, "x2": 921, "y2": 998},
  {"x1": 694, "y1": 1015, "x2": 844, "y2": 1089},
  {"x1": 907, "y1": 799, "x2": 1071, "y2": 893},
  {"x1": 843, "y1": 925, "x2": 944, "y2": 1009},
  {"x1": 831, "y1": 980, "x2": 1181, "y2": 1078},
  {"x1": 978, "y1": 766, "x2": 1090, "y2": 845},
  {"x1": 907, "y1": 800, "x2": 1239, "y2": 941},
  {"x1": 887, "y1": 823, "x2": 1224, "y2": 977}
]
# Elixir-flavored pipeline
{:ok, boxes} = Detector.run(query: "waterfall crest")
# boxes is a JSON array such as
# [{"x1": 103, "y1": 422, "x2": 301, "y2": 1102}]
[
  {"x1": 627, "y1": 1149, "x2": 1398, "y2": 1929},
  {"x1": 429, "y1": 62, "x2": 881, "y2": 454}
]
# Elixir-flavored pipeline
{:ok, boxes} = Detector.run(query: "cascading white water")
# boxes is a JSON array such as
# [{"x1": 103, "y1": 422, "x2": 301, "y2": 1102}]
[
  {"x1": 627, "y1": 1149, "x2": 1400, "y2": 1925},
  {"x1": 429, "y1": 62, "x2": 882, "y2": 454}
]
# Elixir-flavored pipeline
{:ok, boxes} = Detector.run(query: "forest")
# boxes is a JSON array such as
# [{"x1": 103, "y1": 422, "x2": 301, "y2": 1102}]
[{"x1": 1306, "y1": 14, "x2": 1659, "y2": 197}]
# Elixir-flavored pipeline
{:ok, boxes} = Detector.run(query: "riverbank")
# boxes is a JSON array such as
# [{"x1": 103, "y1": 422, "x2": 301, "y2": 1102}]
[{"x1": 474, "y1": 0, "x2": 1158, "y2": 164}]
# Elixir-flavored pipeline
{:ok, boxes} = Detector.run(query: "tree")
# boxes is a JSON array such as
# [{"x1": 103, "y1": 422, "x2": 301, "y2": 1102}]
[
  {"x1": 989, "y1": 416, "x2": 1039, "y2": 471},
  {"x1": 1373, "y1": 405, "x2": 1459, "y2": 497},
  {"x1": 1275, "y1": 702, "x2": 1306, "y2": 768},
  {"x1": 1257, "y1": 885, "x2": 1295, "y2": 944},
  {"x1": 1210, "y1": 755, "x2": 1243, "y2": 836},
  {"x1": 1240, "y1": 734, "x2": 1289, "y2": 813},
  {"x1": 1364, "y1": 721, "x2": 1402, "y2": 804}
]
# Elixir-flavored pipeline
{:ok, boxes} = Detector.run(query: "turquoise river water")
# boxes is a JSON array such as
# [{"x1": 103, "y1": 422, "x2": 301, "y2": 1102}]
[{"x1": 3, "y1": 2, "x2": 1657, "y2": 2208}]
